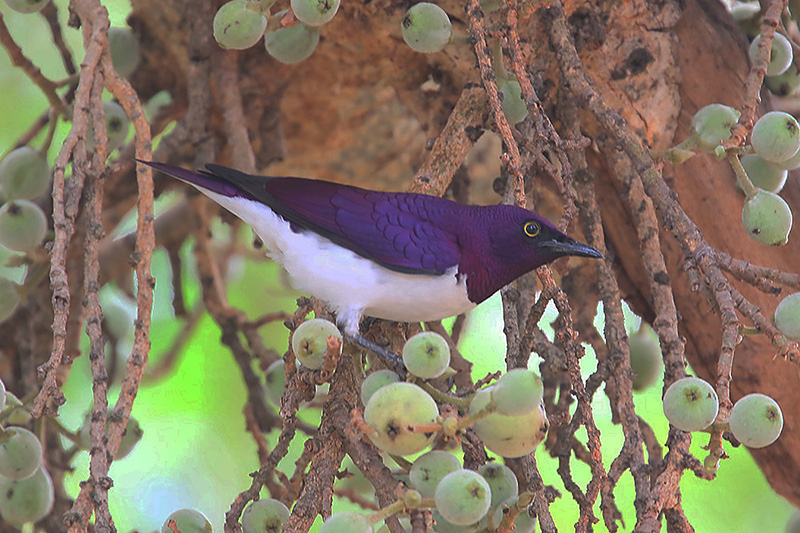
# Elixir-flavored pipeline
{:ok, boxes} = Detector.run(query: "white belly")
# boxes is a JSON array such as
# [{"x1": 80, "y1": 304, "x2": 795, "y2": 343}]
[{"x1": 205, "y1": 194, "x2": 477, "y2": 332}]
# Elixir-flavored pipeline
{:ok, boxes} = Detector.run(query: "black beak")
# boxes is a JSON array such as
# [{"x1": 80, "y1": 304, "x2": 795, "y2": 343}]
[{"x1": 539, "y1": 238, "x2": 603, "y2": 259}]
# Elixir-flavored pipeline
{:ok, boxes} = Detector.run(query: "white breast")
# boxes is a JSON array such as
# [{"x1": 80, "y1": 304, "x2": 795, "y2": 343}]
[{"x1": 203, "y1": 193, "x2": 477, "y2": 333}]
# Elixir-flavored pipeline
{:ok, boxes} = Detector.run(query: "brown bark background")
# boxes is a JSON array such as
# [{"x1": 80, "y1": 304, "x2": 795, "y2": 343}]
[
  {"x1": 1, "y1": 0, "x2": 799, "y2": 530},
  {"x1": 576, "y1": 0, "x2": 800, "y2": 504},
  {"x1": 132, "y1": 0, "x2": 800, "y2": 514}
]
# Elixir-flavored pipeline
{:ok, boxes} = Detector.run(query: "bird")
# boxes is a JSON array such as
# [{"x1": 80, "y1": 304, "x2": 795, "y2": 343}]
[{"x1": 139, "y1": 160, "x2": 602, "y2": 367}]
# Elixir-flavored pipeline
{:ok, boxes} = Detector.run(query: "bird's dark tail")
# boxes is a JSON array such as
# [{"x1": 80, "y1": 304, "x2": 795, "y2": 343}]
[{"x1": 135, "y1": 159, "x2": 263, "y2": 199}]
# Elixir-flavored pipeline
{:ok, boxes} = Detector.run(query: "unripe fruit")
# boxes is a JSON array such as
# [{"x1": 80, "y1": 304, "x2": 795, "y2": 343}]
[
  {"x1": 241, "y1": 498, "x2": 290, "y2": 533},
  {"x1": 108, "y1": 27, "x2": 141, "y2": 78},
  {"x1": 434, "y1": 469, "x2": 492, "y2": 526},
  {"x1": 364, "y1": 382, "x2": 438, "y2": 456},
  {"x1": 775, "y1": 292, "x2": 800, "y2": 340},
  {"x1": 0, "y1": 200, "x2": 47, "y2": 252},
  {"x1": 402, "y1": 331, "x2": 450, "y2": 379},
  {"x1": 477, "y1": 463, "x2": 518, "y2": 510},
  {"x1": 3, "y1": 392, "x2": 32, "y2": 425},
  {"x1": 291, "y1": 0, "x2": 340, "y2": 26},
  {"x1": 703, "y1": 453, "x2": 719, "y2": 474},
  {"x1": 731, "y1": 3, "x2": 760, "y2": 37},
  {"x1": 360, "y1": 369, "x2": 400, "y2": 405},
  {"x1": 776, "y1": 145, "x2": 800, "y2": 170},
  {"x1": 786, "y1": 510, "x2": 800, "y2": 533},
  {"x1": 291, "y1": 318, "x2": 342, "y2": 369},
  {"x1": 319, "y1": 511, "x2": 373, "y2": 533},
  {"x1": 742, "y1": 189, "x2": 793, "y2": 246},
  {"x1": 469, "y1": 387, "x2": 548, "y2": 458},
  {"x1": 492, "y1": 368, "x2": 543, "y2": 415},
  {"x1": 689, "y1": 104, "x2": 740, "y2": 150},
  {"x1": 730, "y1": 2, "x2": 760, "y2": 22},
  {"x1": 729, "y1": 2, "x2": 761, "y2": 22},
  {"x1": 409, "y1": 450, "x2": 461, "y2": 497},
  {"x1": 104, "y1": 101, "x2": 130, "y2": 151},
  {"x1": 144, "y1": 90, "x2": 173, "y2": 121},
  {"x1": 499, "y1": 81, "x2": 528, "y2": 125},
  {"x1": 401, "y1": 2, "x2": 452, "y2": 54},
  {"x1": 264, "y1": 359, "x2": 285, "y2": 406},
  {"x1": 377, "y1": 517, "x2": 412, "y2": 532},
  {"x1": 214, "y1": 0, "x2": 268, "y2": 50},
  {"x1": 0, "y1": 466, "x2": 54, "y2": 528},
  {"x1": 0, "y1": 426, "x2": 42, "y2": 480},
  {"x1": 0, "y1": 146, "x2": 50, "y2": 200},
  {"x1": 0, "y1": 277, "x2": 21, "y2": 323},
  {"x1": 662, "y1": 377, "x2": 718, "y2": 432},
  {"x1": 628, "y1": 323, "x2": 663, "y2": 391},
  {"x1": 729, "y1": 393, "x2": 783, "y2": 448},
  {"x1": 751, "y1": 111, "x2": 800, "y2": 163},
  {"x1": 404, "y1": 488, "x2": 422, "y2": 507},
  {"x1": 765, "y1": 64, "x2": 800, "y2": 96},
  {"x1": 510, "y1": 500, "x2": 537, "y2": 533},
  {"x1": 0, "y1": 378, "x2": 5, "y2": 412},
  {"x1": 489, "y1": 499, "x2": 509, "y2": 530},
  {"x1": 264, "y1": 23, "x2": 319, "y2": 64},
  {"x1": 431, "y1": 510, "x2": 484, "y2": 532},
  {"x1": 161, "y1": 508, "x2": 213, "y2": 533},
  {"x1": 86, "y1": 102, "x2": 130, "y2": 152},
  {"x1": 78, "y1": 410, "x2": 143, "y2": 459},
  {"x1": 740, "y1": 154, "x2": 788, "y2": 193},
  {"x1": 750, "y1": 33, "x2": 793, "y2": 76},
  {"x1": 86, "y1": 102, "x2": 130, "y2": 153},
  {"x1": 4, "y1": 0, "x2": 49, "y2": 14},
  {"x1": 100, "y1": 290, "x2": 134, "y2": 340}
]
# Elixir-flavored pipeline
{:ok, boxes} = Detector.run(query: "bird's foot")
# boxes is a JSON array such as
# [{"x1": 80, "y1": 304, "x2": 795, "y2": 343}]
[{"x1": 343, "y1": 332, "x2": 406, "y2": 376}]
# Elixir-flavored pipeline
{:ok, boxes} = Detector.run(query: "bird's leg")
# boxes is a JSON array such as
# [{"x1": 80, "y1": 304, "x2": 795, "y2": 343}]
[
  {"x1": 337, "y1": 310, "x2": 406, "y2": 375},
  {"x1": 343, "y1": 332, "x2": 406, "y2": 376}
]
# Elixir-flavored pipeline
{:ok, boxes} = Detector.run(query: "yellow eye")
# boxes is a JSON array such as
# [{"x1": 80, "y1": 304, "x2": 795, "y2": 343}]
[{"x1": 523, "y1": 221, "x2": 540, "y2": 237}]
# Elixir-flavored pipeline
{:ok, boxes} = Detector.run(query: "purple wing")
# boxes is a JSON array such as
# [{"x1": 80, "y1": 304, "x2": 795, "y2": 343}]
[
  {"x1": 262, "y1": 176, "x2": 463, "y2": 275},
  {"x1": 142, "y1": 161, "x2": 464, "y2": 275}
]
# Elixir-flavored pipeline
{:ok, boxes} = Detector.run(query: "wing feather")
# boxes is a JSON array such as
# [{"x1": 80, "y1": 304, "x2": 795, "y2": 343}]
[{"x1": 202, "y1": 165, "x2": 464, "y2": 275}]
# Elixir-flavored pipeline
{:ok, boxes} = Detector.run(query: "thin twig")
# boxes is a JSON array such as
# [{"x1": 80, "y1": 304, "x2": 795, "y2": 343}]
[
  {"x1": 465, "y1": 0, "x2": 525, "y2": 206},
  {"x1": 723, "y1": 0, "x2": 787, "y2": 149},
  {"x1": 715, "y1": 249, "x2": 800, "y2": 291},
  {"x1": 409, "y1": 85, "x2": 488, "y2": 196},
  {"x1": 41, "y1": 1, "x2": 78, "y2": 80},
  {"x1": 211, "y1": 50, "x2": 256, "y2": 172},
  {"x1": 0, "y1": 11, "x2": 65, "y2": 112},
  {"x1": 35, "y1": 0, "x2": 106, "y2": 420},
  {"x1": 84, "y1": 69, "x2": 114, "y2": 529}
]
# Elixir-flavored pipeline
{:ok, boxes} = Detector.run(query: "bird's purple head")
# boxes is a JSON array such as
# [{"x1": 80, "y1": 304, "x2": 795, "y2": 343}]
[{"x1": 455, "y1": 204, "x2": 601, "y2": 303}]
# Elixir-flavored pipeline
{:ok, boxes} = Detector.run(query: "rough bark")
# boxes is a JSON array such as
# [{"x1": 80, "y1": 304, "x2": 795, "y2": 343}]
[{"x1": 1, "y1": 0, "x2": 798, "y2": 530}]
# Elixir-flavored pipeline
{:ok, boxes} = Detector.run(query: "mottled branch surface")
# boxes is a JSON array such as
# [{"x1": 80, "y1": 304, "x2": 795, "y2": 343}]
[
  {"x1": 0, "y1": 0, "x2": 798, "y2": 531},
  {"x1": 578, "y1": 0, "x2": 800, "y2": 503}
]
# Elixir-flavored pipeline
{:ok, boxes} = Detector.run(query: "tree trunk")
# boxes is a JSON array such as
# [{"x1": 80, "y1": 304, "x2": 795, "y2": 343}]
[{"x1": 1, "y1": 0, "x2": 798, "y2": 530}]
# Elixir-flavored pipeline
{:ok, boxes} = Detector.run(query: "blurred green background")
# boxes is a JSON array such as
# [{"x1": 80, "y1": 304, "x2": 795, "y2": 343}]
[{"x1": 0, "y1": 1, "x2": 796, "y2": 531}]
